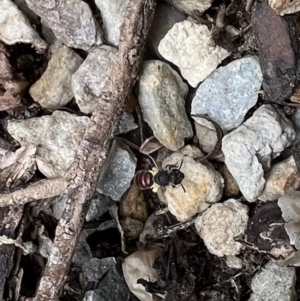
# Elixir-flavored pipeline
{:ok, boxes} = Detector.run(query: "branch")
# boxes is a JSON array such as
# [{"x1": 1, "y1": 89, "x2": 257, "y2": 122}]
[
  {"x1": 28, "y1": 1, "x2": 156, "y2": 300},
  {"x1": 0, "y1": 178, "x2": 67, "y2": 207}
]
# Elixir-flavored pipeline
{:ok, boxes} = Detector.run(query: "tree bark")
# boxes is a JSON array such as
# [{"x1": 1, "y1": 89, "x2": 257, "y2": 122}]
[{"x1": 27, "y1": 1, "x2": 156, "y2": 300}]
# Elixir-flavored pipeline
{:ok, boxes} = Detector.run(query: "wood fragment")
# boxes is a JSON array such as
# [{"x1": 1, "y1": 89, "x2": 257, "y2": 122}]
[
  {"x1": 26, "y1": 1, "x2": 156, "y2": 300},
  {"x1": 0, "y1": 178, "x2": 67, "y2": 207}
]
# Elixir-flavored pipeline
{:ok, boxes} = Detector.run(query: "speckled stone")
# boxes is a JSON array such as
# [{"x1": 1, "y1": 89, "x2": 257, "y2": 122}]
[{"x1": 191, "y1": 56, "x2": 263, "y2": 132}]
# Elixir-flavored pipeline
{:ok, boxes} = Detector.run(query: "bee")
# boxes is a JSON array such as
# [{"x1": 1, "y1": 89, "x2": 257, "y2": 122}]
[
  {"x1": 115, "y1": 137, "x2": 186, "y2": 193},
  {"x1": 134, "y1": 161, "x2": 185, "y2": 193}
]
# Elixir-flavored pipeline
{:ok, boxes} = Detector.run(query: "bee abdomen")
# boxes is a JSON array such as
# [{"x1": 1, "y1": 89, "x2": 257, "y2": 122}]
[{"x1": 134, "y1": 170, "x2": 154, "y2": 190}]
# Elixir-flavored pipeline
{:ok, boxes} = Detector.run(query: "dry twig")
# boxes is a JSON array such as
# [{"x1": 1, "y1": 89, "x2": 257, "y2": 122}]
[
  {"x1": 0, "y1": 178, "x2": 67, "y2": 207},
  {"x1": 21, "y1": 0, "x2": 157, "y2": 300}
]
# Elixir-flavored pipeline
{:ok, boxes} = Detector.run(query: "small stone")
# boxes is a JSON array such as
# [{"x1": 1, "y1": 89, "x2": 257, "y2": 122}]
[
  {"x1": 191, "y1": 56, "x2": 263, "y2": 132},
  {"x1": 86, "y1": 263, "x2": 133, "y2": 301},
  {"x1": 249, "y1": 261, "x2": 296, "y2": 301},
  {"x1": 114, "y1": 112, "x2": 138, "y2": 135},
  {"x1": 290, "y1": 83, "x2": 300, "y2": 104},
  {"x1": 195, "y1": 199, "x2": 249, "y2": 257},
  {"x1": 120, "y1": 184, "x2": 148, "y2": 223},
  {"x1": 72, "y1": 45, "x2": 117, "y2": 114},
  {"x1": 226, "y1": 255, "x2": 243, "y2": 269},
  {"x1": 259, "y1": 156, "x2": 300, "y2": 202},
  {"x1": 0, "y1": 0, "x2": 47, "y2": 52},
  {"x1": 278, "y1": 192, "x2": 300, "y2": 252},
  {"x1": 25, "y1": 0, "x2": 103, "y2": 51},
  {"x1": 268, "y1": 0, "x2": 300, "y2": 15},
  {"x1": 29, "y1": 44, "x2": 83, "y2": 109},
  {"x1": 82, "y1": 257, "x2": 116, "y2": 282},
  {"x1": 222, "y1": 105, "x2": 295, "y2": 202},
  {"x1": 180, "y1": 145, "x2": 203, "y2": 159},
  {"x1": 97, "y1": 140, "x2": 137, "y2": 201},
  {"x1": 72, "y1": 230, "x2": 93, "y2": 267},
  {"x1": 86, "y1": 194, "x2": 115, "y2": 222},
  {"x1": 278, "y1": 191, "x2": 300, "y2": 223},
  {"x1": 158, "y1": 20, "x2": 231, "y2": 87},
  {"x1": 138, "y1": 60, "x2": 193, "y2": 151},
  {"x1": 218, "y1": 165, "x2": 240, "y2": 197},
  {"x1": 95, "y1": 0, "x2": 129, "y2": 47},
  {"x1": 158, "y1": 152, "x2": 224, "y2": 222},
  {"x1": 194, "y1": 118, "x2": 218, "y2": 154},
  {"x1": 7, "y1": 111, "x2": 89, "y2": 178},
  {"x1": 120, "y1": 217, "x2": 144, "y2": 239},
  {"x1": 148, "y1": 3, "x2": 186, "y2": 58},
  {"x1": 290, "y1": 108, "x2": 300, "y2": 132},
  {"x1": 252, "y1": 1, "x2": 297, "y2": 103},
  {"x1": 165, "y1": 0, "x2": 213, "y2": 15}
]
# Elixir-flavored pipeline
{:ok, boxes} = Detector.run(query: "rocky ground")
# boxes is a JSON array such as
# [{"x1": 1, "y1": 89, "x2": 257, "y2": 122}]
[{"x1": 0, "y1": 0, "x2": 300, "y2": 300}]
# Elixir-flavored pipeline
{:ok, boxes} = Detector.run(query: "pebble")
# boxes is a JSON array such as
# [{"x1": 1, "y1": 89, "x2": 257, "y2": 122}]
[
  {"x1": 268, "y1": 0, "x2": 300, "y2": 15},
  {"x1": 289, "y1": 108, "x2": 300, "y2": 132},
  {"x1": 148, "y1": 3, "x2": 186, "y2": 58},
  {"x1": 84, "y1": 262, "x2": 133, "y2": 301},
  {"x1": 278, "y1": 192, "x2": 300, "y2": 251},
  {"x1": 194, "y1": 117, "x2": 218, "y2": 154},
  {"x1": 164, "y1": 0, "x2": 213, "y2": 15},
  {"x1": 222, "y1": 105, "x2": 295, "y2": 202},
  {"x1": 72, "y1": 230, "x2": 93, "y2": 267},
  {"x1": 86, "y1": 194, "x2": 115, "y2": 222},
  {"x1": 95, "y1": 0, "x2": 129, "y2": 47},
  {"x1": 82, "y1": 257, "x2": 116, "y2": 282},
  {"x1": 29, "y1": 44, "x2": 83, "y2": 109},
  {"x1": 0, "y1": 0, "x2": 47, "y2": 52},
  {"x1": 158, "y1": 152, "x2": 224, "y2": 222},
  {"x1": 114, "y1": 112, "x2": 138, "y2": 135},
  {"x1": 180, "y1": 145, "x2": 203, "y2": 158},
  {"x1": 120, "y1": 184, "x2": 148, "y2": 223},
  {"x1": 7, "y1": 111, "x2": 89, "y2": 178},
  {"x1": 72, "y1": 45, "x2": 117, "y2": 114},
  {"x1": 25, "y1": 0, "x2": 102, "y2": 51},
  {"x1": 120, "y1": 217, "x2": 144, "y2": 239},
  {"x1": 195, "y1": 199, "x2": 249, "y2": 257},
  {"x1": 249, "y1": 261, "x2": 296, "y2": 301},
  {"x1": 191, "y1": 56, "x2": 263, "y2": 132},
  {"x1": 158, "y1": 20, "x2": 231, "y2": 87},
  {"x1": 226, "y1": 255, "x2": 243, "y2": 269},
  {"x1": 218, "y1": 165, "x2": 240, "y2": 197},
  {"x1": 97, "y1": 140, "x2": 137, "y2": 201},
  {"x1": 138, "y1": 60, "x2": 193, "y2": 151},
  {"x1": 259, "y1": 156, "x2": 300, "y2": 202}
]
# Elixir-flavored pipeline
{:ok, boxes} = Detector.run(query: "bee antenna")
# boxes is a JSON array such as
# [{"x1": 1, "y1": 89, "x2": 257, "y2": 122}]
[
  {"x1": 180, "y1": 183, "x2": 186, "y2": 193},
  {"x1": 178, "y1": 159, "x2": 184, "y2": 170},
  {"x1": 115, "y1": 137, "x2": 158, "y2": 168}
]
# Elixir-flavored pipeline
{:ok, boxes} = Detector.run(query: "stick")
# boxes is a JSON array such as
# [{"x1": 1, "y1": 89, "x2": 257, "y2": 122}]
[
  {"x1": 0, "y1": 178, "x2": 67, "y2": 207},
  {"x1": 27, "y1": 1, "x2": 156, "y2": 300}
]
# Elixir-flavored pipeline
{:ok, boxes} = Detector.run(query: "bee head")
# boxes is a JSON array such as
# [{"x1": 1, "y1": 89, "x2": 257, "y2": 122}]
[{"x1": 169, "y1": 169, "x2": 184, "y2": 186}]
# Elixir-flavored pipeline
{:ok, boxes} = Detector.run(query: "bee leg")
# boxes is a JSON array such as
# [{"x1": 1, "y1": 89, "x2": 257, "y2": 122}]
[
  {"x1": 150, "y1": 167, "x2": 159, "y2": 175},
  {"x1": 151, "y1": 183, "x2": 160, "y2": 193}
]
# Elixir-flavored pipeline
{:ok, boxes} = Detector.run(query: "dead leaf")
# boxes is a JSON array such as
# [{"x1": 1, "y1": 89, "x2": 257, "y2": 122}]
[{"x1": 0, "y1": 144, "x2": 37, "y2": 191}]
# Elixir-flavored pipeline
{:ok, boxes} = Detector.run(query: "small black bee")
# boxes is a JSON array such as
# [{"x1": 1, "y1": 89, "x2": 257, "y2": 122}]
[{"x1": 134, "y1": 161, "x2": 185, "y2": 193}]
